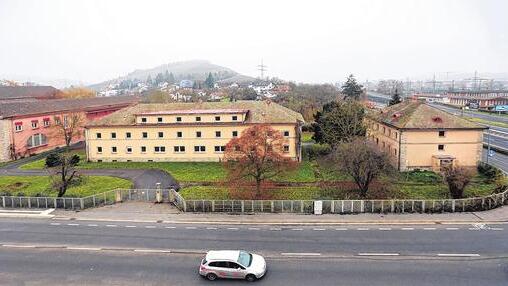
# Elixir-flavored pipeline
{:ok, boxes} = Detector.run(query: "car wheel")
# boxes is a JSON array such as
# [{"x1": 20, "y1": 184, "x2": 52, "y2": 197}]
[
  {"x1": 206, "y1": 273, "x2": 217, "y2": 281},
  {"x1": 245, "y1": 274, "x2": 257, "y2": 282}
]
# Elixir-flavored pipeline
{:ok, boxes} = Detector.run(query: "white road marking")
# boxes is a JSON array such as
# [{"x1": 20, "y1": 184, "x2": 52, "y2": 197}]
[
  {"x1": 335, "y1": 228, "x2": 348, "y2": 231},
  {"x1": 227, "y1": 227, "x2": 239, "y2": 230},
  {"x1": 2, "y1": 244, "x2": 36, "y2": 248},
  {"x1": 357, "y1": 228, "x2": 369, "y2": 231},
  {"x1": 165, "y1": 226, "x2": 176, "y2": 229},
  {"x1": 423, "y1": 228, "x2": 436, "y2": 230},
  {"x1": 185, "y1": 227, "x2": 197, "y2": 230},
  {"x1": 358, "y1": 253, "x2": 400, "y2": 256},
  {"x1": 248, "y1": 227, "x2": 260, "y2": 230},
  {"x1": 66, "y1": 247, "x2": 101, "y2": 251},
  {"x1": 313, "y1": 228, "x2": 326, "y2": 231},
  {"x1": 490, "y1": 228, "x2": 503, "y2": 231},
  {"x1": 378, "y1": 228, "x2": 392, "y2": 231},
  {"x1": 468, "y1": 228, "x2": 479, "y2": 230},
  {"x1": 437, "y1": 253, "x2": 480, "y2": 257},
  {"x1": 281, "y1": 253, "x2": 321, "y2": 256},
  {"x1": 50, "y1": 223, "x2": 61, "y2": 226},
  {"x1": 270, "y1": 228, "x2": 282, "y2": 231},
  {"x1": 401, "y1": 228, "x2": 414, "y2": 230},
  {"x1": 106, "y1": 225, "x2": 117, "y2": 227},
  {"x1": 291, "y1": 228, "x2": 303, "y2": 231},
  {"x1": 125, "y1": 225, "x2": 137, "y2": 228},
  {"x1": 67, "y1": 223, "x2": 79, "y2": 226},
  {"x1": 206, "y1": 227, "x2": 218, "y2": 230},
  {"x1": 145, "y1": 226, "x2": 156, "y2": 229},
  {"x1": 445, "y1": 228, "x2": 459, "y2": 230}
]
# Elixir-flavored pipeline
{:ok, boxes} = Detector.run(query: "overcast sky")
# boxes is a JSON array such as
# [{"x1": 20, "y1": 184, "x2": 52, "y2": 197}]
[{"x1": 0, "y1": 0, "x2": 507, "y2": 85}]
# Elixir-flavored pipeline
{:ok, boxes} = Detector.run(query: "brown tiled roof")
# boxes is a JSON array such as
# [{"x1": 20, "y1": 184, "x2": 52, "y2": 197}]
[
  {"x1": 367, "y1": 100, "x2": 485, "y2": 130},
  {"x1": 87, "y1": 101, "x2": 305, "y2": 126},
  {"x1": 0, "y1": 96, "x2": 140, "y2": 119},
  {"x1": 0, "y1": 86, "x2": 61, "y2": 100}
]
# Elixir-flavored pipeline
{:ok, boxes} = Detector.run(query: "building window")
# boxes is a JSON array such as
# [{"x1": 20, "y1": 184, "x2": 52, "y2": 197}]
[
  {"x1": 232, "y1": 131, "x2": 238, "y2": 137},
  {"x1": 439, "y1": 131, "x2": 445, "y2": 137},
  {"x1": 283, "y1": 145, "x2": 290, "y2": 153},
  {"x1": 142, "y1": 132, "x2": 148, "y2": 139},
  {"x1": 111, "y1": 132, "x2": 117, "y2": 139},
  {"x1": 395, "y1": 132, "x2": 398, "y2": 139},
  {"x1": 176, "y1": 117, "x2": 182, "y2": 122},
  {"x1": 232, "y1": 115, "x2": 238, "y2": 121},
  {"x1": 15, "y1": 122, "x2": 23, "y2": 132},
  {"x1": 157, "y1": 117, "x2": 163, "y2": 123},
  {"x1": 97, "y1": 147, "x2": 102, "y2": 153},
  {"x1": 215, "y1": 116, "x2": 221, "y2": 121},
  {"x1": 126, "y1": 147, "x2": 132, "y2": 154},
  {"x1": 126, "y1": 132, "x2": 131, "y2": 139},
  {"x1": 112, "y1": 146, "x2": 117, "y2": 153},
  {"x1": 154, "y1": 146, "x2": 166, "y2": 153},
  {"x1": 383, "y1": 127, "x2": 386, "y2": 134},
  {"x1": 194, "y1": 145, "x2": 206, "y2": 152},
  {"x1": 96, "y1": 132, "x2": 102, "y2": 139},
  {"x1": 177, "y1": 131, "x2": 182, "y2": 138},
  {"x1": 376, "y1": 138, "x2": 379, "y2": 145},
  {"x1": 196, "y1": 131, "x2": 202, "y2": 138},
  {"x1": 31, "y1": 120, "x2": 38, "y2": 129},
  {"x1": 394, "y1": 149, "x2": 397, "y2": 156},
  {"x1": 43, "y1": 119, "x2": 50, "y2": 127},
  {"x1": 141, "y1": 146, "x2": 146, "y2": 153},
  {"x1": 438, "y1": 144, "x2": 445, "y2": 151},
  {"x1": 283, "y1": 131, "x2": 290, "y2": 137},
  {"x1": 158, "y1": 131, "x2": 164, "y2": 138},
  {"x1": 141, "y1": 117, "x2": 147, "y2": 123},
  {"x1": 26, "y1": 134, "x2": 48, "y2": 148},
  {"x1": 215, "y1": 131, "x2": 221, "y2": 138},
  {"x1": 174, "y1": 146, "x2": 186, "y2": 153},
  {"x1": 214, "y1": 146, "x2": 225, "y2": 153},
  {"x1": 195, "y1": 116, "x2": 201, "y2": 122}
]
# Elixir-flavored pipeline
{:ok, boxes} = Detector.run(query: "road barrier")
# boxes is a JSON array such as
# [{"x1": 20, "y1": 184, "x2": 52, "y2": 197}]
[
  {"x1": 171, "y1": 188, "x2": 508, "y2": 214},
  {"x1": 1, "y1": 188, "x2": 507, "y2": 214}
]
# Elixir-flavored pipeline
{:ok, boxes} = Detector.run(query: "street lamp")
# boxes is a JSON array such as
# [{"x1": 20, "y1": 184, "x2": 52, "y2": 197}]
[{"x1": 486, "y1": 129, "x2": 491, "y2": 165}]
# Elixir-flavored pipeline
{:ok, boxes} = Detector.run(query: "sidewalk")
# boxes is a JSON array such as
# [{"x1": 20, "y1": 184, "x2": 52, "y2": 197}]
[{"x1": 53, "y1": 202, "x2": 508, "y2": 225}]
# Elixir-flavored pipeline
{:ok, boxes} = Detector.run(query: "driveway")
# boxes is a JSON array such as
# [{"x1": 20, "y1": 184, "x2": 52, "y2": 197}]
[{"x1": 0, "y1": 150, "x2": 179, "y2": 190}]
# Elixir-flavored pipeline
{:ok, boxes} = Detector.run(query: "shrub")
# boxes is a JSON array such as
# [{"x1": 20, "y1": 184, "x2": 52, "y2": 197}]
[
  {"x1": 477, "y1": 162, "x2": 503, "y2": 183},
  {"x1": 302, "y1": 144, "x2": 331, "y2": 160}
]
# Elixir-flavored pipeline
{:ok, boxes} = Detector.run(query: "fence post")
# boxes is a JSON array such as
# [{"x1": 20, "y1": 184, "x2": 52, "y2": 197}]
[
  {"x1": 71, "y1": 199, "x2": 74, "y2": 209},
  {"x1": 45, "y1": 197, "x2": 48, "y2": 208},
  {"x1": 341, "y1": 201, "x2": 344, "y2": 214},
  {"x1": 360, "y1": 200, "x2": 364, "y2": 213},
  {"x1": 93, "y1": 195, "x2": 96, "y2": 207},
  {"x1": 80, "y1": 198, "x2": 84, "y2": 209},
  {"x1": 212, "y1": 200, "x2": 215, "y2": 212},
  {"x1": 104, "y1": 192, "x2": 107, "y2": 204},
  {"x1": 390, "y1": 200, "x2": 394, "y2": 213},
  {"x1": 271, "y1": 201, "x2": 274, "y2": 212},
  {"x1": 300, "y1": 200, "x2": 303, "y2": 213},
  {"x1": 452, "y1": 200, "x2": 455, "y2": 212},
  {"x1": 1, "y1": 197, "x2": 4, "y2": 208},
  {"x1": 331, "y1": 201, "x2": 335, "y2": 213},
  {"x1": 28, "y1": 198, "x2": 31, "y2": 208},
  {"x1": 183, "y1": 200, "x2": 187, "y2": 212}
]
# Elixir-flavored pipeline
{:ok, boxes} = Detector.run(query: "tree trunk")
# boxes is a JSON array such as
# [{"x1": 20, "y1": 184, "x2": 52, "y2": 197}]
[{"x1": 255, "y1": 179, "x2": 262, "y2": 200}]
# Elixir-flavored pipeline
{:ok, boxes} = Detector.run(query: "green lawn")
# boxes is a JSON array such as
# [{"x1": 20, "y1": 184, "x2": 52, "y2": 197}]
[
  {"x1": 301, "y1": 132, "x2": 314, "y2": 143},
  {"x1": 465, "y1": 117, "x2": 508, "y2": 128},
  {"x1": 0, "y1": 176, "x2": 132, "y2": 197}
]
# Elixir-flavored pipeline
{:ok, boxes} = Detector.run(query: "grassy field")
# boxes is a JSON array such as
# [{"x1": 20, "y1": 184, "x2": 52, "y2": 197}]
[
  {"x1": 465, "y1": 117, "x2": 508, "y2": 128},
  {"x1": 0, "y1": 176, "x2": 132, "y2": 197}
]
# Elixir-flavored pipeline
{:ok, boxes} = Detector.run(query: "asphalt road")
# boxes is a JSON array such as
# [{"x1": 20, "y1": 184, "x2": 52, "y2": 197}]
[
  {"x1": 483, "y1": 149, "x2": 508, "y2": 174},
  {"x1": 1, "y1": 248, "x2": 506, "y2": 286},
  {"x1": 0, "y1": 218, "x2": 507, "y2": 285}
]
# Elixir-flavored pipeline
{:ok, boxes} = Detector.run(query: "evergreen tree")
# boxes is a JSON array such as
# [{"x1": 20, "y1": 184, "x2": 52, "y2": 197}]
[
  {"x1": 164, "y1": 70, "x2": 170, "y2": 82},
  {"x1": 341, "y1": 74, "x2": 364, "y2": 100},
  {"x1": 389, "y1": 88, "x2": 402, "y2": 106},
  {"x1": 205, "y1": 72, "x2": 215, "y2": 89},
  {"x1": 146, "y1": 74, "x2": 153, "y2": 86},
  {"x1": 155, "y1": 73, "x2": 164, "y2": 85}
]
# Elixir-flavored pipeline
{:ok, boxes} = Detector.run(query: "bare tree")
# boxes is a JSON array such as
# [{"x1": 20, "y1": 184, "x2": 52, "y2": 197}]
[
  {"x1": 51, "y1": 112, "x2": 84, "y2": 147},
  {"x1": 442, "y1": 165, "x2": 474, "y2": 199},
  {"x1": 223, "y1": 124, "x2": 298, "y2": 199},
  {"x1": 46, "y1": 152, "x2": 81, "y2": 197},
  {"x1": 330, "y1": 137, "x2": 392, "y2": 197}
]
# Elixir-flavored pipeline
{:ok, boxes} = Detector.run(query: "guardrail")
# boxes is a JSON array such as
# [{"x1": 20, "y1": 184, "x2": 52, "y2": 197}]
[{"x1": 172, "y1": 188, "x2": 508, "y2": 214}]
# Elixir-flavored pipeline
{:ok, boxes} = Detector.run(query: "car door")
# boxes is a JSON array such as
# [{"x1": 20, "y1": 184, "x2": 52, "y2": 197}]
[
  {"x1": 208, "y1": 261, "x2": 229, "y2": 278},
  {"x1": 227, "y1": 262, "x2": 247, "y2": 279}
]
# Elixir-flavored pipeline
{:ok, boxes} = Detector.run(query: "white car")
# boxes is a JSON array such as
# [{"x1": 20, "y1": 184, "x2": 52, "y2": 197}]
[{"x1": 199, "y1": 250, "x2": 267, "y2": 282}]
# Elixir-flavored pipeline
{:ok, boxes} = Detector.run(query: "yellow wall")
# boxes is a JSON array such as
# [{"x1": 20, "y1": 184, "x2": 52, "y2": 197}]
[
  {"x1": 86, "y1": 124, "x2": 300, "y2": 162},
  {"x1": 366, "y1": 118, "x2": 483, "y2": 171},
  {"x1": 135, "y1": 112, "x2": 246, "y2": 124}
]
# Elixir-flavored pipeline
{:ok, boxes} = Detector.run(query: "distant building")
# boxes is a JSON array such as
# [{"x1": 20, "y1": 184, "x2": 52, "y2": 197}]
[
  {"x1": 411, "y1": 93, "x2": 450, "y2": 104},
  {"x1": 366, "y1": 101, "x2": 486, "y2": 172},
  {"x1": 179, "y1": 80, "x2": 194, "y2": 89},
  {"x1": 85, "y1": 101, "x2": 304, "y2": 162},
  {"x1": 0, "y1": 86, "x2": 61, "y2": 103},
  {"x1": 0, "y1": 96, "x2": 139, "y2": 162},
  {"x1": 446, "y1": 90, "x2": 508, "y2": 110}
]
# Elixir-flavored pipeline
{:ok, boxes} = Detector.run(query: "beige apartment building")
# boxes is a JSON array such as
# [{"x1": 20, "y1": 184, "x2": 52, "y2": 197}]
[
  {"x1": 85, "y1": 101, "x2": 304, "y2": 162},
  {"x1": 366, "y1": 101, "x2": 486, "y2": 172}
]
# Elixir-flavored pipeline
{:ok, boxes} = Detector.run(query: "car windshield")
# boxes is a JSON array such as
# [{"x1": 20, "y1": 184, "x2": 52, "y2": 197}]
[{"x1": 237, "y1": 251, "x2": 252, "y2": 267}]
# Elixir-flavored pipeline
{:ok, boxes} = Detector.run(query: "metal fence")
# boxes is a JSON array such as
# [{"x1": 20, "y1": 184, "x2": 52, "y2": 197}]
[{"x1": 174, "y1": 188, "x2": 508, "y2": 214}]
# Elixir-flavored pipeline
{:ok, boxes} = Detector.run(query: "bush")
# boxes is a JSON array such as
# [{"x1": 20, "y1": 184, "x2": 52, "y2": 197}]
[
  {"x1": 302, "y1": 144, "x2": 331, "y2": 160},
  {"x1": 15, "y1": 192, "x2": 25, "y2": 197},
  {"x1": 477, "y1": 162, "x2": 503, "y2": 183}
]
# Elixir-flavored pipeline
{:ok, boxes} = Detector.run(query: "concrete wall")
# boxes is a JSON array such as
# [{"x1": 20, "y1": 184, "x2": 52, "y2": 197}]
[{"x1": 86, "y1": 124, "x2": 299, "y2": 162}]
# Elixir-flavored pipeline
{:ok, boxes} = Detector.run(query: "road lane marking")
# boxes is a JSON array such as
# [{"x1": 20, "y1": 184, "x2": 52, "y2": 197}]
[
  {"x1": 490, "y1": 228, "x2": 503, "y2": 231},
  {"x1": 437, "y1": 253, "x2": 480, "y2": 257},
  {"x1": 185, "y1": 227, "x2": 197, "y2": 230},
  {"x1": 66, "y1": 247, "x2": 101, "y2": 251},
  {"x1": 87, "y1": 224, "x2": 98, "y2": 227},
  {"x1": 227, "y1": 227, "x2": 239, "y2": 230},
  {"x1": 106, "y1": 225, "x2": 117, "y2": 227},
  {"x1": 125, "y1": 225, "x2": 137, "y2": 228},
  {"x1": 291, "y1": 228, "x2": 303, "y2": 231},
  {"x1": 206, "y1": 227, "x2": 218, "y2": 230},
  {"x1": 270, "y1": 228, "x2": 282, "y2": 231},
  {"x1": 357, "y1": 228, "x2": 369, "y2": 231},
  {"x1": 313, "y1": 228, "x2": 326, "y2": 231},
  {"x1": 335, "y1": 228, "x2": 348, "y2": 231},
  {"x1": 423, "y1": 228, "x2": 436, "y2": 230},
  {"x1": 67, "y1": 223, "x2": 79, "y2": 226},
  {"x1": 248, "y1": 227, "x2": 260, "y2": 230},
  {"x1": 445, "y1": 228, "x2": 459, "y2": 230},
  {"x1": 378, "y1": 228, "x2": 392, "y2": 231},
  {"x1": 50, "y1": 223, "x2": 60, "y2": 226},
  {"x1": 401, "y1": 228, "x2": 414, "y2": 230},
  {"x1": 281, "y1": 253, "x2": 321, "y2": 256},
  {"x1": 165, "y1": 226, "x2": 176, "y2": 229},
  {"x1": 145, "y1": 226, "x2": 156, "y2": 229},
  {"x1": 2, "y1": 244, "x2": 36, "y2": 248},
  {"x1": 358, "y1": 253, "x2": 400, "y2": 256}
]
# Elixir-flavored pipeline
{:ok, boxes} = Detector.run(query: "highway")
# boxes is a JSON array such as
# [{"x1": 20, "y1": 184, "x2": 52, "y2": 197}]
[{"x1": 0, "y1": 218, "x2": 507, "y2": 285}]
